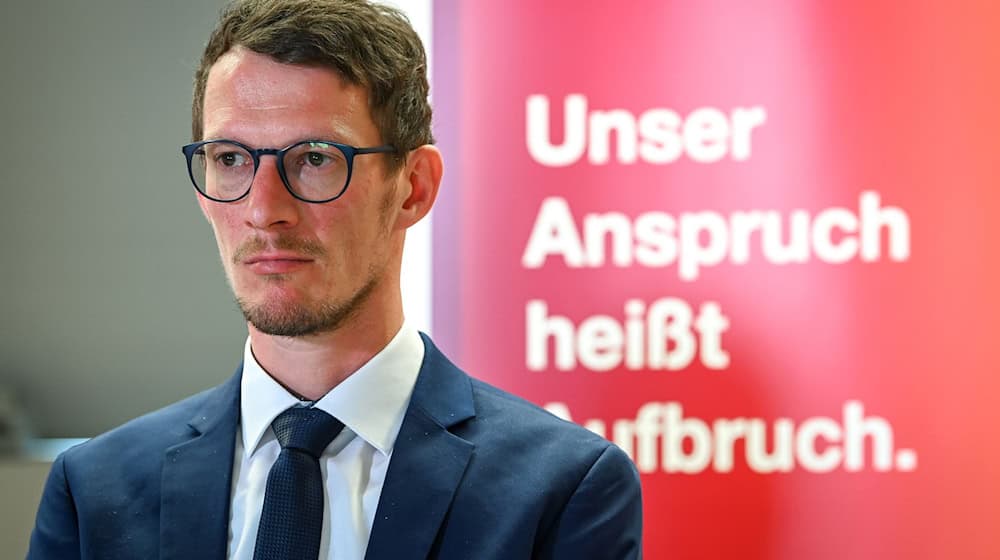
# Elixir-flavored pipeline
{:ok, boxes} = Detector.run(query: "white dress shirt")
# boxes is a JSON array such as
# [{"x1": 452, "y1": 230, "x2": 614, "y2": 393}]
[{"x1": 226, "y1": 325, "x2": 425, "y2": 560}]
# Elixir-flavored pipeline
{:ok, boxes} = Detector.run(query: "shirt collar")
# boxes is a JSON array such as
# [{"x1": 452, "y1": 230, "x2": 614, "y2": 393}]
[{"x1": 240, "y1": 324, "x2": 425, "y2": 457}]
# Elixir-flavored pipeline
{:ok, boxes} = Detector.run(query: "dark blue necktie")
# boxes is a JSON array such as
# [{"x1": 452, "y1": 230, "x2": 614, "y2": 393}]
[{"x1": 253, "y1": 407, "x2": 344, "y2": 560}]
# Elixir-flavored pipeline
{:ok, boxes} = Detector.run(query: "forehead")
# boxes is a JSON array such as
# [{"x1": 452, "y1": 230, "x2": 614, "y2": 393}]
[{"x1": 202, "y1": 47, "x2": 376, "y2": 144}]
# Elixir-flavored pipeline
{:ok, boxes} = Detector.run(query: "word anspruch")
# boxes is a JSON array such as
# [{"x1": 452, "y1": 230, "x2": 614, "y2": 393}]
[{"x1": 522, "y1": 191, "x2": 911, "y2": 281}]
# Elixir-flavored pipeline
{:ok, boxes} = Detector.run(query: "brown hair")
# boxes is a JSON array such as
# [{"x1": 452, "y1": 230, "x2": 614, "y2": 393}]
[{"x1": 191, "y1": 0, "x2": 433, "y2": 169}]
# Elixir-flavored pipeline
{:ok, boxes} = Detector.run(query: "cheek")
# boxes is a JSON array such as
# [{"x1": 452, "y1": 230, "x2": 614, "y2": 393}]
[{"x1": 205, "y1": 211, "x2": 241, "y2": 258}]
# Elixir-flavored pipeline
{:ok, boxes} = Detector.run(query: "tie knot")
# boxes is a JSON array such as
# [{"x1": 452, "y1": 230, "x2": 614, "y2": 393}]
[{"x1": 270, "y1": 407, "x2": 344, "y2": 458}]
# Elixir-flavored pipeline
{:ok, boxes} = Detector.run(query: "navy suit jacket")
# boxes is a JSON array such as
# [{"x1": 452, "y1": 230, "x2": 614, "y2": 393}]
[{"x1": 28, "y1": 334, "x2": 642, "y2": 559}]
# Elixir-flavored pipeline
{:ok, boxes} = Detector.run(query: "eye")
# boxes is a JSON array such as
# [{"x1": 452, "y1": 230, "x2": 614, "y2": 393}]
[
  {"x1": 304, "y1": 151, "x2": 332, "y2": 167},
  {"x1": 215, "y1": 151, "x2": 248, "y2": 167},
  {"x1": 289, "y1": 142, "x2": 345, "y2": 172}
]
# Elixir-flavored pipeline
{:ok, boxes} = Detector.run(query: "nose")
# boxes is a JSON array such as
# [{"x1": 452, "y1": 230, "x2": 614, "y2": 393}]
[{"x1": 244, "y1": 156, "x2": 301, "y2": 230}]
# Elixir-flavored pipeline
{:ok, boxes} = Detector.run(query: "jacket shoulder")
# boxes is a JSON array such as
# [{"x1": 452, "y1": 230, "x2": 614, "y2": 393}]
[
  {"x1": 463, "y1": 375, "x2": 625, "y2": 474},
  {"x1": 428, "y1": 365, "x2": 642, "y2": 558},
  {"x1": 62, "y1": 376, "x2": 236, "y2": 473},
  {"x1": 469, "y1": 377, "x2": 605, "y2": 441}
]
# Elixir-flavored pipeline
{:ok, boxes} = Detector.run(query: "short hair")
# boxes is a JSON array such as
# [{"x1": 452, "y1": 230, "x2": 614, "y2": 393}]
[{"x1": 191, "y1": 0, "x2": 433, "y2": 170}]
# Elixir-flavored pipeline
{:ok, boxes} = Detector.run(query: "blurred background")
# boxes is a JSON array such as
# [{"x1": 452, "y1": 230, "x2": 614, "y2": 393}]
[{"x1": 1, "y1": 1, "x2": 233, "y2": 442}]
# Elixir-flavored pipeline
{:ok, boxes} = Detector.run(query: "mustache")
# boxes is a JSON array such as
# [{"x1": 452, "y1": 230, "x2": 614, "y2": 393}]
[{"x1": 232, "y1": 235, "x2": 326, "y2": 264}]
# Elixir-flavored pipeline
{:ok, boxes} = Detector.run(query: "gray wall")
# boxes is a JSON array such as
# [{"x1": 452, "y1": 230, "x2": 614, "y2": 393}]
[
  {"x1": 0, "y1": 459, "x2": 50, "y2": 559},
  {"x1": 0, "y1": 1, "x2": 241, "y2": 439}
]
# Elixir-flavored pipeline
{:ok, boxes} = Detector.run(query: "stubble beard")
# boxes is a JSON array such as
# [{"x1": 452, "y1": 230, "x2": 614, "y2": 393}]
[{"x1": 236, "y1": 266, "x2": 381, "y2": 337}]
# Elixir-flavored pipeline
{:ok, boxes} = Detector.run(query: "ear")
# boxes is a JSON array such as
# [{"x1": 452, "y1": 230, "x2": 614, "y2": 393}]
[{"x1": 394, "y1": 144, "x2": 443, "y2": 230}]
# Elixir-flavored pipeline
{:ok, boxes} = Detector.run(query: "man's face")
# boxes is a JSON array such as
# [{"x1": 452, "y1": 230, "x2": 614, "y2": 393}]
[{"x1": 199, "y1": 47, "x2": 402, "y2": 337}]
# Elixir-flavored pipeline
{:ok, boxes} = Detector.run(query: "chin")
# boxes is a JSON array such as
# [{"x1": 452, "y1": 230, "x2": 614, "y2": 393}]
[{"x1": 240, "y1": 293, "x2": 361, "y2": 338}]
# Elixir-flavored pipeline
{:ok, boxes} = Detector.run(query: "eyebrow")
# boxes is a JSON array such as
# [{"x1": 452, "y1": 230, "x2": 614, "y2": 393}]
[{"x1": 201, "y1": 134, "x2": 360, "y2": 148}]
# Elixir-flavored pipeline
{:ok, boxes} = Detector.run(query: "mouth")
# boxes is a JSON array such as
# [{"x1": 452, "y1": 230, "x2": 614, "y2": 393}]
[{"x1": 241, "y1": 253, "x2": 314, "y2": 274}]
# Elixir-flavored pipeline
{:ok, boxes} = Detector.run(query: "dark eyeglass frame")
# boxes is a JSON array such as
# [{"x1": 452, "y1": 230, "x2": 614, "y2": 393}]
[{"x1": 181, "y1": 139, "x2": 396, "y2": 204}]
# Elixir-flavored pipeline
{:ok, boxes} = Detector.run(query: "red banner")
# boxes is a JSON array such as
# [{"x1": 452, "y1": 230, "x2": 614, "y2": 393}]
[{"x1": 432, "y1": 1, "x2": 1000, "y2": 558}]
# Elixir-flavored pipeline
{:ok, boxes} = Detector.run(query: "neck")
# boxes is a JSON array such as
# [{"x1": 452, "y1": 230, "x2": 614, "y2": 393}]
[{"x1": 248, "y1": 305, "x2": 404, "y2": 401}]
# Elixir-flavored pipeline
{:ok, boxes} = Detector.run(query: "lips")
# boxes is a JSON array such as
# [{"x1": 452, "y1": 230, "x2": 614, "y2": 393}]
[{"x1": 242, "y1": 252, "x2": 314, "y2": 274}]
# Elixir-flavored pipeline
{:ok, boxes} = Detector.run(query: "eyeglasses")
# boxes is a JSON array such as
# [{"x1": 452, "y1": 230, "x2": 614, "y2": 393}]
[{"x1": 181, "y1": 139, "x2": 396, "y2": 203}]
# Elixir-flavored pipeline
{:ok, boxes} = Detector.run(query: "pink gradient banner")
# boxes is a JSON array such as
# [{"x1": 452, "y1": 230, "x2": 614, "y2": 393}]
[{"x1": 432, "y1": 2, "x2": 1000, "y2": 558}]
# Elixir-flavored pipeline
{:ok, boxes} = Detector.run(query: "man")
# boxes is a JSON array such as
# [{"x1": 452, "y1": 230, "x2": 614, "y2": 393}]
[{"x1": 28, "y1": 1, "x2": 642, "y2": 558}]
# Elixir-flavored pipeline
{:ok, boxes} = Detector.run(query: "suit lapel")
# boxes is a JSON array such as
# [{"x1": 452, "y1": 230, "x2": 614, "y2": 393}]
[
  {"x1": 160, "y1": 367, "x2": 242, "y2": 560},
  {"x1": 365, "y1": 335, "x2": 476, "y2": 560}
]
